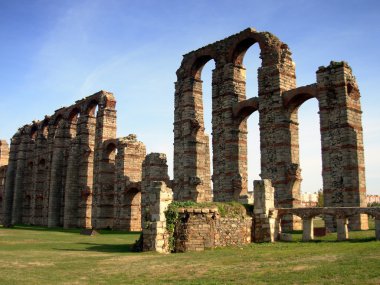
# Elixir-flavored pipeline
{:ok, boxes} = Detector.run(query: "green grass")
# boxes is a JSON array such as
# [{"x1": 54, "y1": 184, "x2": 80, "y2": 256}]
[{"x1": 0, "y1": 224, "x2": 379, "y2": 285}]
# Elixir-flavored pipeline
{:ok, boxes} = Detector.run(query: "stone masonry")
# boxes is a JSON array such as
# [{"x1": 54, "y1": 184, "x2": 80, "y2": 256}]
[
  {"x1": 253, "y1": 179, "x2": 278, "y2": 242},
  {"x1": 0, "y1": 28, "x2": 372, "y2": 243},
  {"x1": 1, "y1": 91, "x2": 145, "y2": 231},
  {"x1": 174, "y1": 28, "x2": 367, "y2": 231},
  {"x1": 0, "y1": 141, "x2": 9, "y2": 220},
  {"x1": 141, "y1": 153, "x2": 172, "y2": 253},
  {"x1": 174, "y1": 207, "x2": 252, "y2": 252}
]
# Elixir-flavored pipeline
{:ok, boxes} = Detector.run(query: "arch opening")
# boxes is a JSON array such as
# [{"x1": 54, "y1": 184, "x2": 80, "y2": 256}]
[
  {"x1": 105, "y1": 143, "x2": 117, "y2": 164},
  {"x1": 86, "y1": 100, "x2": 99, "y2": 117},
  {"x1": 30, "y1": 125, "x2": 38, "y2": 140},
  {"x1": 232, "y1": 42, "x2": 262, "y2": 197},
  {"x1": 68, "y1": 108, "x2": 80, "y2": 138},
  {"x1": 232, "y1": 38, "x2": 259, "y2": 66},
  {"x1": 296, "y1": 98, "x2": 323, "y2": 197},
  {"x1": 195, "y1": 57, "x2": 216, "y2": 194},
  {"x1": 124, "y1": 187, "x2": 141, "y2": 231}
]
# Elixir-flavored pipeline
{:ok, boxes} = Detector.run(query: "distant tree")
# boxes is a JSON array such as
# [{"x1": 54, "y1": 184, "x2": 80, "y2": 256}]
[
  {"x1": 317, "y1": 189, "x2": 324, "y2": 207},
  {"x1": 368, "y1": 202, "x2": 380, "y2": 208}
]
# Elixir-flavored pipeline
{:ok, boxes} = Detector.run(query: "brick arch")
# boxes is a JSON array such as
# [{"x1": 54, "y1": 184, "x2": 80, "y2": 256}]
[
  {"x1": 230, "y1": 37, "x2": 266, "y2": 68},
  {"x1": 232, "y1": 97, "x2": 259, "y2": 122},
  {"x1": 30, "y1": 124, "x2": 38, "y2": 140},
  {"x1": 174, "y1": 28, "x2": 296, "y2": 203},
  {"x1": 84, "y1": 99, "x2": 99, "y2": 116},
  {"x1": 66, "y1": 107, "x2": 81, "y2": 122},
  {"x1": 103, "y1": 141, "x2": 117, "y2": 161},
  {"x1": 283, "y1": 84, "x2": 318, "y2": 113},
  {"x1": 39, "y1": 118, "x2": 50, "y2": 139},
  {"x1": 227, "y1": 28, "x2": 285, "y2": 67},
  {"x1": 177, "y1": 47, "x2": 219, "y2": 80},
  {"x1": 190, "y1": 55, "x2": 216, "y2": 80}
]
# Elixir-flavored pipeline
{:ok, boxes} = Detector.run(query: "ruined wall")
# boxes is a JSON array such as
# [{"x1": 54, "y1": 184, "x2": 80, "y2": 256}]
[
  {"x1": 0, "y1": 141, "x2": 9, "y2": 222},
  {"x1": 0, "y1": 141, "x2": 9, "y2": 166},
  {"x1": 316, "y1": 62, "x2": 367, "y2": 230},
  {"x1": 174, "y1": 28, "x2": 367, "y2": 231},
  {"x1": 174, "y1": 28, "x2": 299, "y2": 208},
  {"x1": 141, "y1": 153, "x2": 172, "y2": 253},
  {"x1": 93, "y1": 134, "x2": 146, "y2": 230},
  {"x1": 2, "y1": 91, "x2": 146, "y2": 230},
  {"x1": 174, "y1": 208, "x2": 252, "y2": 252}
]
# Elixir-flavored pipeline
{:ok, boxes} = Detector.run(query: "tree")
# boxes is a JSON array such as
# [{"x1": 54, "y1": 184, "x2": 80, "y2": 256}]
[{"x1": 317, "y1": 189, "x2": 324, "y2": 207}]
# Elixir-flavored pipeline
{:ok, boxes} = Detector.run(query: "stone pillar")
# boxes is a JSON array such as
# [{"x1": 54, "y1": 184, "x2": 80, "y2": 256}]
[
  {"x1": 173, "y1": 75, "x2": 212, "y2": 202},
  {"x1": 142, "y1": 153, "x2": 169, "y2": 213},
  {"x1": 317, "y1": 61, "x2": 367, "y2": 231},
  {"x1": 76, "y1": 112, "x2": 96, "y2": 229},
  {"x1": 0, "y1": 141, "x2": 9, "y2": 222},
  {"x1": 11, "y1": 134, "x2": 29, "y2": 224},
  {"x1": 302, "y1": 217, "x2": 314, "y2": 241},
  {"x1": 258, "y1": 40, "x2": 300, "y2": 232},
  {"x1": 375, "y1": 218, "x2": 380, "y2": 241},
  {"x1": 33, "y1": 129, "x2": 50, "y2": 226},
  {"x1": 212, "y1": 64, "x2": 248, "y2": 202},
  {"x1": 48, "y1": 121, "x2": 68, "y2": 227},
  {"x1": 253, "y1": 179, "x2": 276, "y2": 242},
  {"x1": 142, "y1": 181, "x2": 173, "y2": 253},
  {"x1": 63, "y1": 139, "x2": 81, "y2": 228},
  {"x1": 336, "y1": 217, "x2": 349, "y2": 241},
  {"x1": 2, "y1": 137, "x2": 16, "y2": 226},
  {"x1": 92, "y1": 93, "x2": 117, "y2": 229},
  {"x1": 0, "y1": 140, "x2": 9, "y2": 166},
  {"x1": 113, "y1": 135, "x2": 146, "y2": 231},
  {"x1": 3, "y1": 135, "x2": 20, "y2": 226}
]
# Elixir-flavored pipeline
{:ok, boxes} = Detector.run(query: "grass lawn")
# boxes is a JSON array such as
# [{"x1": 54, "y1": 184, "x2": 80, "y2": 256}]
[{"x1": 0, "y1": 223, "x2": 379, "y2": 285}]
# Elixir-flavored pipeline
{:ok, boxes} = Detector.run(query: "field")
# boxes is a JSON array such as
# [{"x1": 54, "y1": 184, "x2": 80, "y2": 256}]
[{"x1": 0, "y1": 222, "x2": 379, "y2": 285}]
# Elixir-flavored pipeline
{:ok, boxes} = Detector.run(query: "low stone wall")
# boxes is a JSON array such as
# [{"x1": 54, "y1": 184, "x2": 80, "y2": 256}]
[{"x1": 174, "y1": 208, "x2": 252, "y2": 252}]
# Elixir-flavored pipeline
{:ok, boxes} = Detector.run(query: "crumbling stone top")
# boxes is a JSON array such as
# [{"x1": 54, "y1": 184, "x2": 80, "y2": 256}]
[{"x1": 317, "y1": 61, "x2": 351, "y2": 73}]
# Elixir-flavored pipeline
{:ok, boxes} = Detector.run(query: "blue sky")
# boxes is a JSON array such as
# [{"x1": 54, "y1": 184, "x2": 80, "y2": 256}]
[{"x1": 0, "y1": 0, "x2": 379, "y2": 194}]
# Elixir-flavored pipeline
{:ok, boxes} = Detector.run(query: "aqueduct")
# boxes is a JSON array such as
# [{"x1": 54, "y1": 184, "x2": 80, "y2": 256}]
[
  {"x1": 173, "y1": 28, "x2": 367, "y2": 230},
  {"x1": 0, "y1": 28, "x2": 372, "y2": 238},
  {"x1": 0, "y1": 91, "x2": 145, "y2": 231}
]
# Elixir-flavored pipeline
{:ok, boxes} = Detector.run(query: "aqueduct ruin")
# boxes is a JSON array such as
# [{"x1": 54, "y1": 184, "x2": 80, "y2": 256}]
[
  {"x1": 0, "y1": 91, "x2": 145, "y2": 231},
  {"x1": 0, "y1": 28, "x2": 372, "y2": 238},
  {"x1": 173, "y1": 28, "x2": 367, "y2": 230}
]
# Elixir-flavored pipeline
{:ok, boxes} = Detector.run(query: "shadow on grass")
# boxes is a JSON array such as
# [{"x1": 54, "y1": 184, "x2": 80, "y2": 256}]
[
  {"x1": 55, "y1": 242, "x2": 136, "y2": 253},
  {"x1": 1, "y1": 224, "x2": 141, "y2": 236}
]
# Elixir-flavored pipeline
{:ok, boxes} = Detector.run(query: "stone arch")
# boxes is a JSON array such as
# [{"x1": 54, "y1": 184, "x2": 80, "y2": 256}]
[
  {"x1": 93, "y1": 140, "x2": 117, "y2": 229},
  {"x1": 191, "y1": 55, "x2": 215, "y2": 80},
  {"x1": 30, "y1": 125, "x2": 38, "y2": 140},
  {"x1": 104, "y1": 141, "x2": 117, "y2": 162},
  {"x1": 84, "y1": 99, "x2": 99, "y2": 117},
  {"x1": 40, "y1": 119, "x2": 50, "y2": 139},
  {"x1": 173, "y1": 51, "x2": 218, "y2": 202},
  {"x1": 67, "y1": 108, "x2": 80, "y2": 138},
  {"x1": 283, "y1": 85, "x2": 318, "y2": 113},
  {"x1": 281, "y1": 85, "x2": 320, "y2": 220},
  {"x1": 232, "y1": 97, "x2": 259, "y2": 121},
  {"x1": 230, "y1": 37, "x2": 264, "y2": 196},
  {"x1": 231, "y1": 37, "x2": 262, "y2": 66},
  {"x1": 124, "y1": 187, "x2": 141, "y2": 231},
  {"x1": 174, "y1": 28, "x2": 296, "y2": 205}
]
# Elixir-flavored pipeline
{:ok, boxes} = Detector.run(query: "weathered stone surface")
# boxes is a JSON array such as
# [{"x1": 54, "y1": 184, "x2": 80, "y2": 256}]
[
  {"x1": 173, "y1": 28, "x2": 367, "y2": 231},
  {"x1": 174, "y1": 208, "x2": 252, "y2": 252},
  {"x1": 1, "y1": 91, "x2": 145, "y2": 230},
  {"x1": 142, "y1": 180, "x2": 173, "y2": 253},
  {"x1": 0, "y1": 28, "x2": 372, "y2": 246},
  {"x1": 253, "y1": 179, "x2": 278, "y2": 242}
]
